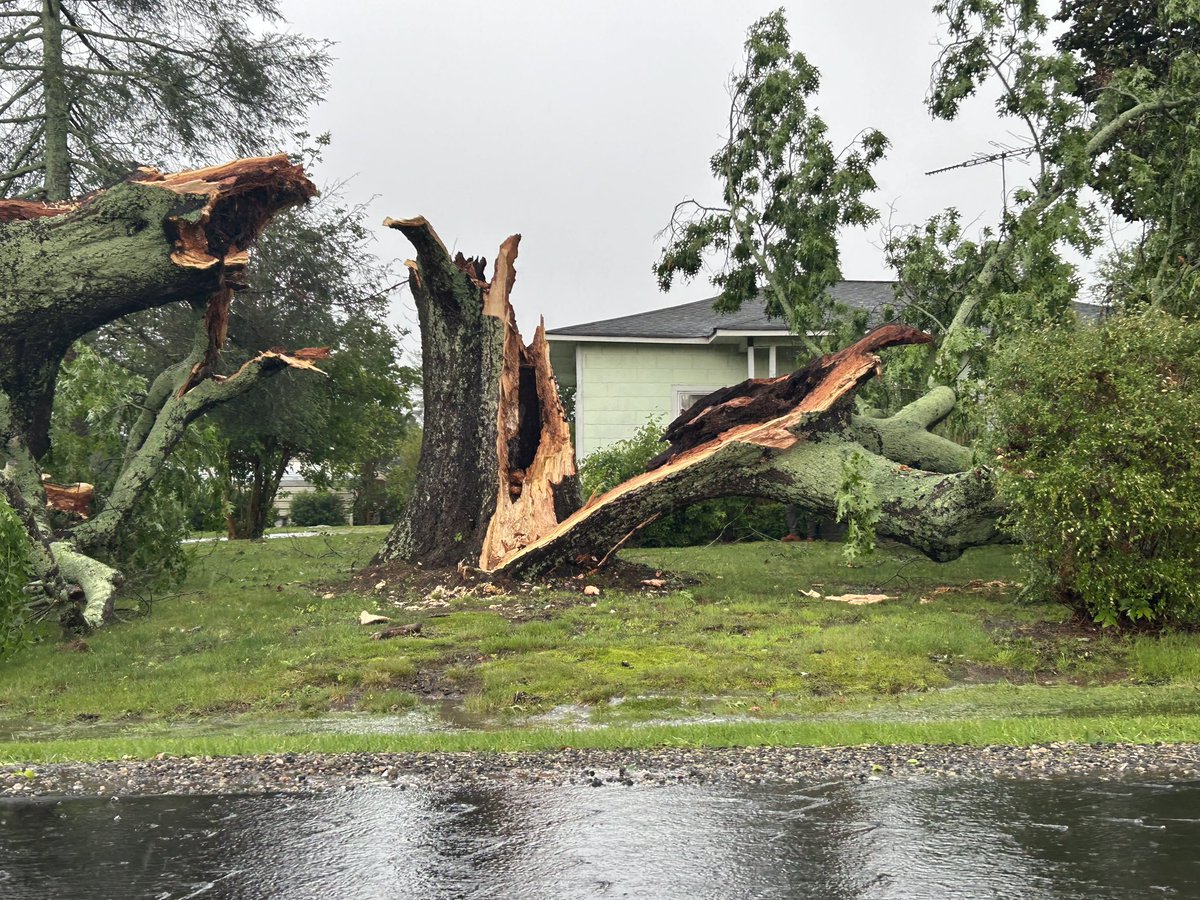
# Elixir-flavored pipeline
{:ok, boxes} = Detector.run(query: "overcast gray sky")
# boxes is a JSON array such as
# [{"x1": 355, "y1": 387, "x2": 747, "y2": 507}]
[{"x1": 282, "y1": 1, "x2": 1029, "y2": 335}]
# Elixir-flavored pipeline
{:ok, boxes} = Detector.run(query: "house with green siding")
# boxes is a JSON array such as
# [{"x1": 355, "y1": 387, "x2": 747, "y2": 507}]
[{"x1": 546, "y1": 282, "x2": 896, "y2": 458}]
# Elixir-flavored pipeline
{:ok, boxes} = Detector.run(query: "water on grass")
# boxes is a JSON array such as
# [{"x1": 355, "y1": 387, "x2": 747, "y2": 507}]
[{"x1": 2, "y1": 777, "x2": 1198, "y2": 898}]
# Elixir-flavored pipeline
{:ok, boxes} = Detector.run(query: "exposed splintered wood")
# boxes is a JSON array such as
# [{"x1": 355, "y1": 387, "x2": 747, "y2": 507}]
[
  {"x1": 480, "y1": 312, "x2": 580, "y2": 570},
  {"x1": 43, "y1": 480, "x2": 94, "y2": 519},
  {"x1": 0, "y1": 154, "x2": 317, "y2": 459},
  {"x1": 648, "y1": 324, "x2": 933, "y2": 470},
  {"x1": 375, "y1": 219, "x2": 581, "y2": 570},
  {"x1": 131, "y1": 155, "x2": 315, "y2": 273},
  {"x1": 0, "y1": 199, "x2": 76, "y2": 222},
  {"x1": 490, "y1": 325, "x2": 1002, "y2": 578}
]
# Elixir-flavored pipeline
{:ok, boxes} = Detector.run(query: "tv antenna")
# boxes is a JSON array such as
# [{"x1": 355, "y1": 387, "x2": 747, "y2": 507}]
[{"x1": 925, "y1": 141, "x2": 1035, "y2": 214}]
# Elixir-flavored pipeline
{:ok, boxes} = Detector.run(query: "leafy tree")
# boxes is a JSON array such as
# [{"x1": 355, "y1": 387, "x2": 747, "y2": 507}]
[
  {"x1": 0, "y1": 0, "x2": 329, "y2": 199},
  {"x1": 654, "y1": 8, "x2": 889, "y2": 351},
  {"x1": 213, "y1": 199, "x2": 415, "y2": 539},
  {"x1": 1055, "y1": 0, "x2": 1200, "y2": 313},
  {"x1": 885, "y1": 0, "x2": 1200, "y2": 390}
]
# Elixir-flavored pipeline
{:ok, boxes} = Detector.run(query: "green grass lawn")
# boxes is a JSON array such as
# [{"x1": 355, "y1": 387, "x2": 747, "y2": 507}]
[{"x1": 3, "y1": 528, "x2": 1200, "y2": 760}]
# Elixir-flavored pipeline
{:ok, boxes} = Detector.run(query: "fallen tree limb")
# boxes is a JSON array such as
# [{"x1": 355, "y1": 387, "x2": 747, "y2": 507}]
[
  {"x1": 849, "y1": 386, "x2": 973, "y2": 473},
  {"x1": 0, "y1": 154, "x2": 315, "y2": 458},
  {"x1": 491, "y1": 325, "x2": 1002, "y2": 577},
  {"x1": 71, "y1": 345, "x2": 330, "y2": 552}
]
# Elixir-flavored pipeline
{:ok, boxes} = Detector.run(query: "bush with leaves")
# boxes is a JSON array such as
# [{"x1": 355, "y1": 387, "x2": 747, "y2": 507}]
[
  {"x1": 989, "y1": 308, "x2": 1200, "y2": 625},
  {"x1": 579, "y1": 419, "x2": 786, "y2": 547},
  {"x1": 289, "y1": 491, "x2": 347, "y2": 528},
  {"x1": 0, "y1": 495, "x2": 30, "y2": 656}
]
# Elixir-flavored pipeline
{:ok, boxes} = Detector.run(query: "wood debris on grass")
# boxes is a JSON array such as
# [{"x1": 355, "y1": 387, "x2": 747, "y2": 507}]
[{"x1": 826, "y1": 593, "x2": 894, "y2": 605}]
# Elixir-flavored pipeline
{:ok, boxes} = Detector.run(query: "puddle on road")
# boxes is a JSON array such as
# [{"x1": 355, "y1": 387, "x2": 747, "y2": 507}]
[{"x1": 3, "y1": 775, "x2": 1199, "y2": 898}]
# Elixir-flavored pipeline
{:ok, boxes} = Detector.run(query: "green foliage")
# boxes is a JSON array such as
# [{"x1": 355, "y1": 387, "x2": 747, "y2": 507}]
[
  {"x1": 579, "y1": 419, "x2": 786, "y2": 546},
  {"x1": 0, "y1": 0, "x2": 330, "y2": 199},
  {"x1": 45, "y1": 344, "x2": 222, "y2": 591},
  {"x1": 579, "y1": 419, "x2": 666, "y2": 500},
  {"x1": 835, "y1": 450, "x2": 880, "y2": 564},
  {"x1": 655, "y1": 8, "x2": 888, "y2": 341},
  {"x1": 989, "y1": 308, "x2": 1200, "y2": 625},
  {"x1": 289, "y1": 491, "x2": 346, "y2": 528},
  {"x1": 0, "y1": 495, "x2": 30, "y2": 657},
  {"x1": 887, "y1": 0, "x2": 1200, "y2": 388}
]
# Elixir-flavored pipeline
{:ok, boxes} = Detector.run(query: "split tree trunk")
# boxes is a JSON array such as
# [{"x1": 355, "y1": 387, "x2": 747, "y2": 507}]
[
  {"x1": 380, "y1": 220, "x2": 1003, "y2": 579},
  {"x1": 375, "y1": 218, "x2": 581, "y2": 569}
]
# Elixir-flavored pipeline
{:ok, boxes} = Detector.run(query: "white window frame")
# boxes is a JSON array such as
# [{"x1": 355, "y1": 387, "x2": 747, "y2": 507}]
[{"x1": 672, "y1": 384, "x2": 723, "y2": 419}]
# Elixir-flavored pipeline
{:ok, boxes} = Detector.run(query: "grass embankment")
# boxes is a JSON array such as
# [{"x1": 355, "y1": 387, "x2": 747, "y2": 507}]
[{"x1": 3, "y1": 528, "x2": 1200, "y2": 760}]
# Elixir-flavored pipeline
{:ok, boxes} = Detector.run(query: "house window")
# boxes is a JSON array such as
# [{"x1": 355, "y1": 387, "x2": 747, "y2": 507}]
[{"x1": 672, "y1": 385, "x2": 721, "y2": 419}]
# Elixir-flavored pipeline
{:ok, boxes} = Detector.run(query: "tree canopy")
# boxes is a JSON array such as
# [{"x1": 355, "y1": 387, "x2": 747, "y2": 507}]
[
  {"x1": 0, "y1": 0, "x2": 329, "y2": 199},
  {"x1": 654, "y1": 9, "x2": 889, "y2": 349}
]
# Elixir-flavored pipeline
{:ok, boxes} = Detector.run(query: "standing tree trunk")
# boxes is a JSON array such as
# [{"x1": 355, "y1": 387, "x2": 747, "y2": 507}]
[
  {"x1": 377, "y1": 219, "x2": 1004, "y2": 578},
  {"x1": 39, "y1": 0, "x2": 70, "y2": 201},
  {"x1": 375, "y1": 218, "x2": 581, "y2": 569}
]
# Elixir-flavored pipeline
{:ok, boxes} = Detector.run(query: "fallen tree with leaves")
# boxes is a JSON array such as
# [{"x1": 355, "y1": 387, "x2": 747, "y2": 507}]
[{"x1": 0, "y1": 155, "x2": 326, "y2": 629}]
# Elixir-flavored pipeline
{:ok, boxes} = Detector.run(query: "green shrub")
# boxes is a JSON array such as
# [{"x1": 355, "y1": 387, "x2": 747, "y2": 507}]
[
  {"x1": 989, "y1": 309, "x2": 1200, "y2": 625},
  {"x1": 579, "y1": 419, "x2": 787, "y2": 547},
  {"x1": 290, "y1": 490, "x2": 346, "y2": 527},
  {"x1": 0, "y1": 496, "x2": 30, "y2": 656}
]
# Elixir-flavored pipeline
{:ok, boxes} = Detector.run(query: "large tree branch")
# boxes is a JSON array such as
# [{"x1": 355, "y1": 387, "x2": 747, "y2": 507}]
[
  {"x1": 0, "y1": 154, "x2": 315, "y2": 457},
  {"x1": 71, "y1": 347, "x2": 330, "y2": 551},
  {"x1": 849, "y1": 386, "x2": 972, "y2": 473},
  {"x1": 492, "y1": 326, "x2": 1000, "y2": 577}
]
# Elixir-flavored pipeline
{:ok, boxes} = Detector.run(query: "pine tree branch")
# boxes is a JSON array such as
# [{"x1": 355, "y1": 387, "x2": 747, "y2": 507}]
[
  {"x1": 0, "y1": 75, "x2": 38, "y2": 117},
  {"x1": 60, "y1": 22, "x2": 212, "y2": 64}
]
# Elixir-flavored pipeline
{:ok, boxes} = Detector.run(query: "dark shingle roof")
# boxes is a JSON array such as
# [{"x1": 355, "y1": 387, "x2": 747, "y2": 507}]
[
  {"x1": 547, "y1": 281, "x2": 1107, "y2": 340},
  {"x1": 547, "y1": 281, "x2": 897, "y2": 340}
]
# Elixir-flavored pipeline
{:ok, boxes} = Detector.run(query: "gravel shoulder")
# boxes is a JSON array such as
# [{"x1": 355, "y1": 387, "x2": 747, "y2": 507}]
[{"x1": 4, "y1": 743, "x2": 1200, "y2": 798}]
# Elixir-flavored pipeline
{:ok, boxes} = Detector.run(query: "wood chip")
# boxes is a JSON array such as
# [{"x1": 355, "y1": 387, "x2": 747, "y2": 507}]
[
  {"x1": 358, "y1": 611, "x2": 390, "y2": 626},
  {"x1": 825, "y1": 593, "x2": 893, "y2": 605},
  {"x1": 583, "y1": 585, "x2": 601, "y2": 596},
  {"x1": 799, "y1": 589, "x2": 822, "y2": 598}
]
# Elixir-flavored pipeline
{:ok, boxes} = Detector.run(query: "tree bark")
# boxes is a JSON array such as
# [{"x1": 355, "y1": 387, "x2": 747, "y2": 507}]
[
  {"x1": 39, "y1": 0, "x2": 70, "y2": 201},
  {"x1": 375, "y1": 218, "x2": 581, "y2": 569}
]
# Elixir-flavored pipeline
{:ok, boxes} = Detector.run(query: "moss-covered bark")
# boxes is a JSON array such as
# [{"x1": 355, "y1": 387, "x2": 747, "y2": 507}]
[
  {"x1": 849, "y1": 386, "x2": 973, "y2": 473},
  {"x1": 0, "y1": 157, "x2": 317, "y2": 629},
  {"x1": 373, "y1": 218, "x2": 508, "y2": 567}
]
